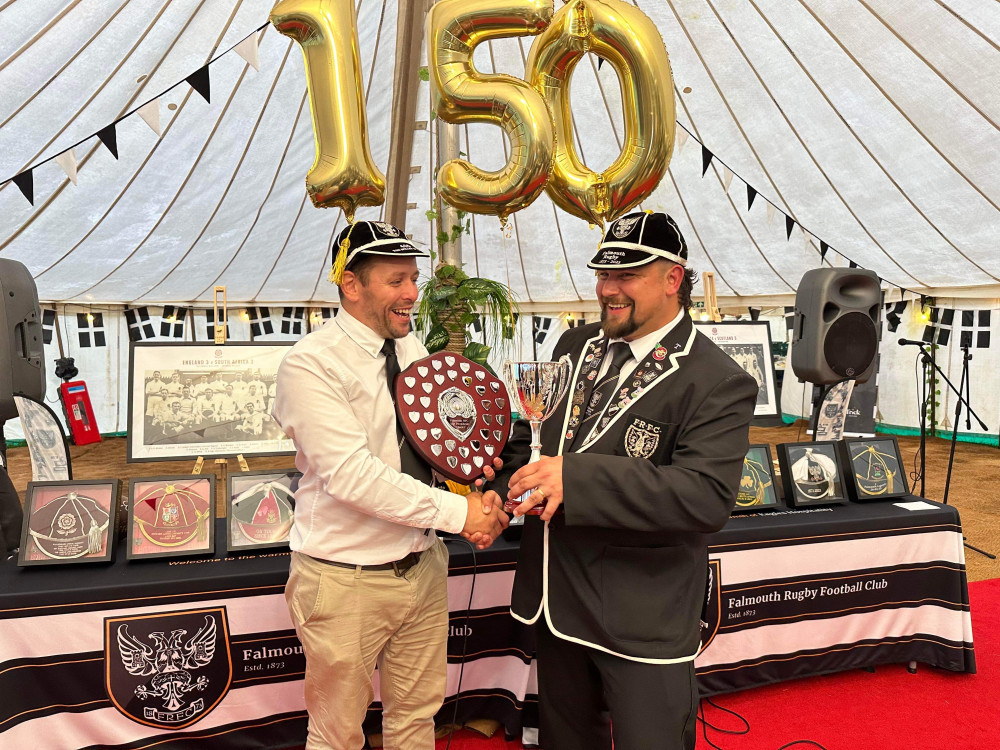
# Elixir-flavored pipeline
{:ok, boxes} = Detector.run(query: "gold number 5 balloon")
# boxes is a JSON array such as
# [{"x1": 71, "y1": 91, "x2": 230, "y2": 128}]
[
  {"x1": 528, "y1": 0, "x2": 675, "y2": 225},
  {"x1": 426, "y1": 0, "x2": 556, "y2": 222},
  {"x1": 270, "y1": 0, "x2": 385, "y2": 221}
]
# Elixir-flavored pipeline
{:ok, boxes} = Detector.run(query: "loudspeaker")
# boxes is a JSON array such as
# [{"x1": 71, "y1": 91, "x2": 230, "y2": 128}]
[
  {"x1": 791, "y1": 268, "x2": 880, "y2": 385},
  {"x1": 0, "y1": 259, "x2": 45, "y2": 421}
]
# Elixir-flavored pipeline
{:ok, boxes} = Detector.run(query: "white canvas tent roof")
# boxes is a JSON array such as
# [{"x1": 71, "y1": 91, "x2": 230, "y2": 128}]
[{"x1": 2, "y1": 0, "x2": 999, "y2": 309}]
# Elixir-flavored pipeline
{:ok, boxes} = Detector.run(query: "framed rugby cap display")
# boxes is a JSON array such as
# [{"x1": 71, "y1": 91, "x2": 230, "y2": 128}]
[
  {"x1": 732, "y1": 444, "x2": 781, "y2": 513},
  {"x1": 776, "y1": 441, "x2": 848, "y2": 508},
  {"x1": 18, "y1": 479, "x2": 120, "y2": 566},
  {"x1": 126, "y1": 475, "x2": 216, "y2": 560},
  {"x1": 225, "y1": 469, "x2": 298, "y2": 552},
  {"x1": 838, "y1": 437, "x2": 909, "y2": 502}
]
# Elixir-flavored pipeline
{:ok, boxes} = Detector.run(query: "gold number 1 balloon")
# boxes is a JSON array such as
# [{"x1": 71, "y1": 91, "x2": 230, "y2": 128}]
[
  {"x1": 270, "y1": 0, "x2": 385, "y2": 220},
  {"x1": 528, "y1": 0, "x2": 675, "y2": 225},
  {"x1": 427, "y1": 0, "x2": 555, "y2": 222}
]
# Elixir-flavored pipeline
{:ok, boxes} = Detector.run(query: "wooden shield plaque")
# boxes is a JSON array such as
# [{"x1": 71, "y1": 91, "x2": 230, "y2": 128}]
[{"x1": 394, "y1": 352, "x2": 511, "y2": 483}]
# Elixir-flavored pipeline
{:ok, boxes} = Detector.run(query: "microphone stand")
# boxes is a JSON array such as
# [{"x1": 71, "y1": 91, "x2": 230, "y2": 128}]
[{"x1": 905, "y1": 341, "x2": 993, "y2": 559}]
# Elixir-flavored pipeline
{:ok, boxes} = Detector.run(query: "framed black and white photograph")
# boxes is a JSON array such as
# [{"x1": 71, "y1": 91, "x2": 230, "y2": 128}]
[
  {"x1": 127, "y1": 342, "x2": 295, "y2": 462},
  {"x1": 733, "y1": 444, "x2": 781, "y2": 513},
  {"x1": 18, "y1": 479, "x2": 119, "y2": 566},
  {"x1": 126, "y1": 475, "x2": 216, "y2": 561},
  {"x1": 225, "y1": 469, "x2": 299, "y2": 553},
  {"x1": 694, "y1": 321, "x2": 779, "y2": 417},
  {"x1": 838, "y1": 437, "x2": 909, "y2": 502},
  {"x1": 776, "y1": 441, "x2": 849, "y2": 508}
]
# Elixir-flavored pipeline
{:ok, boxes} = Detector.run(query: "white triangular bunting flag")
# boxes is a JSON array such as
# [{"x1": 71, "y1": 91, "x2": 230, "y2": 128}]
[
  {"x1": 722, "y1": 167, "x2": 734, "y2": 192},
  {"x1": 677, "y1": 129, "x2": 689, "y2": 153},
  {"x1": 235, "y1": 33, "x2": 260, "y2": 71},
  {"x1": 766, "y1": 203, "x2": 776, "y2": 225},
  {"x1": 55, "y1": 149, "x2": 78, "y2": 185},
  {"x1": 138, "y1": 99, "x2": 161, "y2": 136}
]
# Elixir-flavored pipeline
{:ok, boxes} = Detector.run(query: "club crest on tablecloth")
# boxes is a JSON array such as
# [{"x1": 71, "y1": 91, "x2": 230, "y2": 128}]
[
  {"x1": 104, "y1": 607, "x2": 232, "y2": 730},
  {"x1": 698, "y1": 559, "x2": 722, "y2": 654},
  {"x1": 395, "y1": 352, "x2": 510, "y2": 482}
]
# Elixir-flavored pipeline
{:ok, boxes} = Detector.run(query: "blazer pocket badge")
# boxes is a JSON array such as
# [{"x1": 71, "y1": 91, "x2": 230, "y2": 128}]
[{"x1": 624, "y1": 418, "x2": 662, "y2": 459}]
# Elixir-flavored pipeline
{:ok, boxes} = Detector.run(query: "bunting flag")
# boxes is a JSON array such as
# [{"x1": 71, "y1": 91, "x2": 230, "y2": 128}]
[
  {"x1": 77, "y1": 312, "x2": 106, "y2": 348},
  {"x1": 765, "y1": 202, "x2": 776, "y2": 224},
  {"x1": 138, "y1": 100, "x2": 161, "y2": 136},
  {"x1": 701, "y1": 146, "x2": 713, "y2": 177},
  {"x1": 885, "y1": 301, "x2": 907, "y2": 333},
  {"x1": 234, "y1": 34, "x2": 260, "y2": 71},
  {"x1": 959, "y1": 310, "x2": 991, "y2": 349},
  {"x1": 597, "y1": 57, "x2": 605, "y2": 70},
  {"x1": 186, "y1": 66, "x2": 211, "y2": 103},
  {"x1": 160, "y1": 306, "x2": 187, "y2": 338},
  {"x1": 785, "y1": 215, "x2": 795, "y2": 240},
  {"x1": 746, "y1": 185, "x2": 757, "y2": 211},
  {"x1": 470, "y1": 313, "x2": 483, "y2": 334},
  {"x1": 55, "y1": 149, "x2": 78, "y2": 185},
  {"x1": 97, "y1": 124, "x2": 119, "y2": 159},
  {"x1": 42, "y1": 309, "x2": 56, "y2": 345},
  {"x1": 12, "y1": 170, "x2": 33, "y2": 204},
  {"x1": 922, "y1": 308, "x2": 953, "y2": 346},
  {"x1": 320, "y1": 307, "x2": 337, "y2": 321},
  {"x1": 820, "y1": 241, "x2": 830, "y2": 261},
  {"x1": 205, "y1": 308, "x2": 229, "y2": 339},
  {"x1": 247, "y1": 307, "x2": 273, "y2": 337},
  {"x1": 722, "y1": 166, "x2": 734, "y2": 192},
  {"x1": 532, "y1": 315, "x2": 554, "y2": 345},
  {"x1": 748, "y1": 307, "x2": 761, "y2": 321},
  {"x1": 125, "y1": 307, "x2": 156, "y2": 341},
  {"x1": 849, "y1": 260, "x2": 858, "y2": 269},
  {"x1": 281, "y1": 306, "x2": 305, "y2": 335},
  {"x1": 784, "y1": 306, "x2": 795, "y2": 331}
]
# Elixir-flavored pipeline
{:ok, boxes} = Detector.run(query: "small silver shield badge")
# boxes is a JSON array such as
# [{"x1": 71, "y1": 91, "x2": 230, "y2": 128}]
[{"x1": 624, "y1": 421, "x2": 660, "y2": 459}]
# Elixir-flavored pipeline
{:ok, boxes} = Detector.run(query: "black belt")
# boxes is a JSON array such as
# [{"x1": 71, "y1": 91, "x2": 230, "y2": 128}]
[{"x1": 308, "y1": 550, "x2": 423, "y2": 577}]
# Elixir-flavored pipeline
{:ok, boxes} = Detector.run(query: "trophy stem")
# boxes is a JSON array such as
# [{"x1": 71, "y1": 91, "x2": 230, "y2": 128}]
[{"x1": 529, "y1": 420, "x2": 542, "y2": 463}]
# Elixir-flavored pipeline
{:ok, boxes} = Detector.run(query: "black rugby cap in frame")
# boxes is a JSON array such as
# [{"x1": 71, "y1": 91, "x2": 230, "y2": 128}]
[
  {"x1": 588, "y1": 211, "x2": 689, "y2": 270},
  {"x1": 329, "y1": 220, "x2": 428, "y2": 284}
]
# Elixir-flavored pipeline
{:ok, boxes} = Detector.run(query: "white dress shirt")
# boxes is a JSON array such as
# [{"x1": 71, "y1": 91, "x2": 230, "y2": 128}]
[{"x1": 272, "y1": 308, "x2": 468, "y2": 565}]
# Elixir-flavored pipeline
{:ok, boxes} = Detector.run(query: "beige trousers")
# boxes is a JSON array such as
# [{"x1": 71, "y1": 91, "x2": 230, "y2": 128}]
[{"x1": 286, "y1": 542, "x2": 449, "y2": 750}]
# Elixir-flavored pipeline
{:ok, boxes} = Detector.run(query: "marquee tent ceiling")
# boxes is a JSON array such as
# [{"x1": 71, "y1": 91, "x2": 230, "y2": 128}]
[{"x1": 1, "y1": 0, "x2": 998, "y2": 309}]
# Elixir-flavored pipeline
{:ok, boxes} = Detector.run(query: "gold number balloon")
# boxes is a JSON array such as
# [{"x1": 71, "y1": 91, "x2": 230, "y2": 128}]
[
  {"x1": 270, "y1": 0, "x2": 385, "y2": 220},
  {"x1": 527, "y1": 0, "x2": 675, "y2": 225},
  {"x1": 426, "y1": 0, "x2": 555, "y2": 221}
]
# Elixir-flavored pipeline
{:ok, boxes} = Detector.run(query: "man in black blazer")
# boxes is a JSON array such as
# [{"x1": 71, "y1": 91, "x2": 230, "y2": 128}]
[{"x1": 494, "y1": 212, "x2": 757, "y2": 750}]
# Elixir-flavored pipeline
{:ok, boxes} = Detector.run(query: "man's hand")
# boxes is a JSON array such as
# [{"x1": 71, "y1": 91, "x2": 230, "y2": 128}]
[
  {"x1": 507, "y1": 456, "x2": 564, "y2": 521},
  {"x1": 473, "y1": 457, "x2": 503, "y2": 489},
  {"x1": 461, "y1": 491, "x2": 509, "y2": 549}
]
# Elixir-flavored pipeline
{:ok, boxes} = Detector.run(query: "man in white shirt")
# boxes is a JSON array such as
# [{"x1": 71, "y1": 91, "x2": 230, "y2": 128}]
[{"x1": 272, "y1": 220, "x2": 507, "y2": 750}]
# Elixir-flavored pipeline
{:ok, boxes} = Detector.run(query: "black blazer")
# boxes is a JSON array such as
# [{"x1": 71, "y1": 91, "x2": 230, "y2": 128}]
[{"x1": 495, "y1": 313, "x2": 757, "y2": 662}]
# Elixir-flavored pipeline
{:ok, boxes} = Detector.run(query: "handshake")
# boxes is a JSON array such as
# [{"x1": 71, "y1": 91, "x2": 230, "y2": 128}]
[{"x1": 460, "y1": 490, "x2": 508, "y2": 550}]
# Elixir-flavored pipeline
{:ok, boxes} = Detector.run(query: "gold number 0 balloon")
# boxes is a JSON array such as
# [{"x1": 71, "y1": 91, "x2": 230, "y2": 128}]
[
  {"x1": 270, "y1": 0, "x2": 385, "y2": 221},
  {"x1": 528, "y1": 0, "x2": 676, "y2": 225},
  {"x1": 426, "y1": 0, "x2": 555, "y2": 222}
]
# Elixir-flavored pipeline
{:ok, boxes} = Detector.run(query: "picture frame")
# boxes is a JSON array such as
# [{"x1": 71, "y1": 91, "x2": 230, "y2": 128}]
[
  {"x1": 693, "y1": 321, "x2": 780, "y2": 417},
  {"x1": 776, "y1": 441, "x2": 849, "y2": 508},
  {"x1": 837, "y1": 436, "x2": 910, "y2": 502},
  {"x1": 126, "y1": 475, "x2": 216, "y2": 561},
  {"x1": 732, "y1": 444, "x2": 781, "y2": 513},
  {"x1": 225, "y1": 469, "x2": 299, "y2": 553},
  {"x1": 18, "y1": 479, "x2": 119, "y2": 566},
  {"x1": 126, "y1": 342, "x2": 295, "y2": 463}
]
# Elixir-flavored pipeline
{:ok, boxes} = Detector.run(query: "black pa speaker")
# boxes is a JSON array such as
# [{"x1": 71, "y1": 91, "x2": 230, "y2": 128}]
[
  {"x1": 0, "y1": 259, "x2": 45, "y2": 421},
  {"x1": 791, "y1": 268, "x2": 880, "y2": 385}
]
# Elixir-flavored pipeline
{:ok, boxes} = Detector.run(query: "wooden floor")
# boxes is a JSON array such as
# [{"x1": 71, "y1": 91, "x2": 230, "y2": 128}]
[{"x1": 6, "y1": 422, "x2": 999, "y2": 582}]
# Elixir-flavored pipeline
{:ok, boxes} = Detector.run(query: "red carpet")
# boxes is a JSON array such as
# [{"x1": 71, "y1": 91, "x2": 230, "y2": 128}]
[{"x1": 434, "y1": 578, "x2": 999, "y2": 750}]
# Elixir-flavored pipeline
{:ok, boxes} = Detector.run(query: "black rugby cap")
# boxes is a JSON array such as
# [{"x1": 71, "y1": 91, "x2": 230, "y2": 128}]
[
  {"x1": 588, "y1": 212, "x2": 689, "y2": 269},
  {"x1": 330, "y1": 220, "x2": 428, "y2": 284}
]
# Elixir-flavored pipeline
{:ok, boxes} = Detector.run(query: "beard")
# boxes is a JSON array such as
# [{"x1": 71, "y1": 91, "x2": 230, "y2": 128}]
[{"x1": 600, "y1": 299, "x2": 639, "y2": 339}]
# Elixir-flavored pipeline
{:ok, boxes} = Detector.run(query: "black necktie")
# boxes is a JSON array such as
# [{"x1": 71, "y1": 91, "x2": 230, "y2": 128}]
[
  {"x1": 382, "y1": 340, "x2": 434, "y2": 485},
  {"x1": 572, "y1": 341, "x2": 632, "y2": 449}
]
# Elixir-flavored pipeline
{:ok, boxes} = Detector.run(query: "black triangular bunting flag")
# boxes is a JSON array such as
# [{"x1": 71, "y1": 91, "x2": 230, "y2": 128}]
[
  {"x1": 785, "y1": 215, "x2": 794, "y2": 240},
  {"x1": 701, "y1": 146, "x2": 713, "y2": 177},
  {"x1": 820, "y1": 241, "x2": 829, "y2": 261},
  {"x1": 97, "y1": 124, "x2": 119, "y2": 159},
  {"x1": 849, "y1": 260, "x2": 858, "y2": 268},
  {"x1": 12, "y1": 170, "x2": 33, "y2": 205},
  {"x1": 746, "y1": 185, "x2": 757, "y2": 211},
  {"x1": 597, "y1": 57, "x2": 604, "y2": 70},
  {"x1": 186, "y1": 66, "x2": 211, "y2": 103}
]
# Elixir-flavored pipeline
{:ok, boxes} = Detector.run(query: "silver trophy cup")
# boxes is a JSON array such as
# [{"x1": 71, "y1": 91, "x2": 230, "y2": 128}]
[{"x1": 502, "y1": 356, "x2": 573, "y2": 514}]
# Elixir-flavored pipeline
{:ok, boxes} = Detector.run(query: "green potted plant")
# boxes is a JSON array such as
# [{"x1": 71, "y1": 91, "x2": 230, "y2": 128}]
[{"x1": 415, "y1": 263, "x2": 518, "y2": 370}]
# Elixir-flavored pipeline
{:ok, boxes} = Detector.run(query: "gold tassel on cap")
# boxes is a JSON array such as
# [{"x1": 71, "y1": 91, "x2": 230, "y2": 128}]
[{"x1": 329, "y1": 220, "x2": 358, "y2": 285}]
